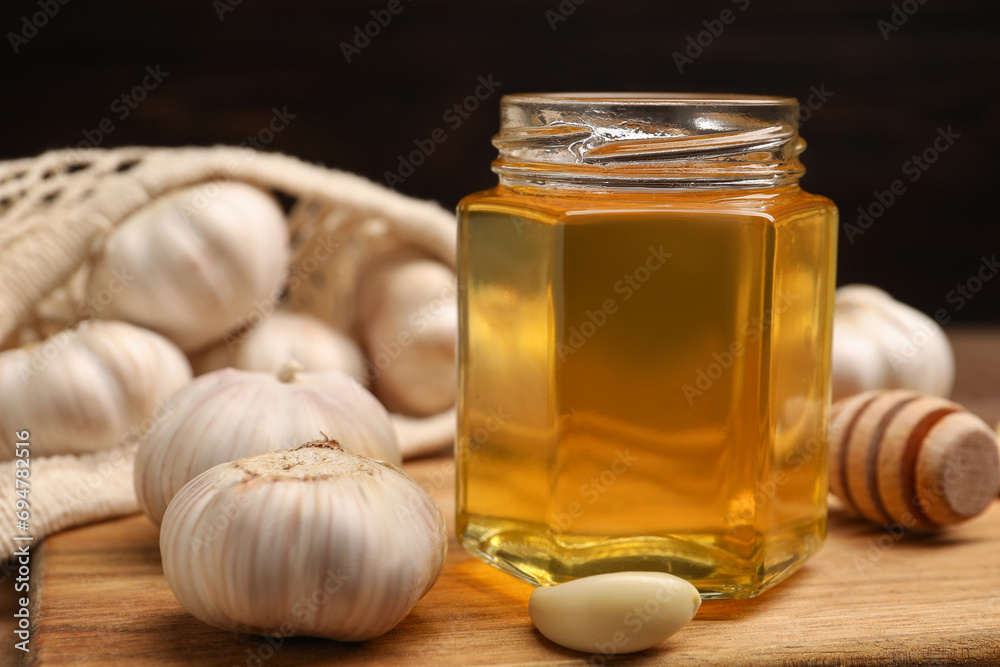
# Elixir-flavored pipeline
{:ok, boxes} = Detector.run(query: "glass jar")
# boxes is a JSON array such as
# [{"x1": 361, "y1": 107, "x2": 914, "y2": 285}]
[{"x1": 456, "y1": 93, "x2": 837, "y2": 599}]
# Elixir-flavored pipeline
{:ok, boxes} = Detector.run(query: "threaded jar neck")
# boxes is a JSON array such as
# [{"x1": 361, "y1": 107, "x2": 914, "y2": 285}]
[{"x1": 492, "y1": 93, "x2": 806, "y2": 191}]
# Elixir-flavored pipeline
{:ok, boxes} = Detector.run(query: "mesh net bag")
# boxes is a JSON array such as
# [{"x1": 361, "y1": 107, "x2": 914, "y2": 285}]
[{"x1": 0, "y1": 146, "x2": 457, "y2": 559}]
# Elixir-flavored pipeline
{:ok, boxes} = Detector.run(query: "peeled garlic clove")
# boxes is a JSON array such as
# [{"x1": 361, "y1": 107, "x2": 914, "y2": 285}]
[
  {"x1": 832, "y1": 285, "x2": 954, "y2": 402},
  {"x1": 87, "y1": 181, "x2": 290, "y2": 352},
  {"x1": 135, "y1": 361, "x2": 399, "y2": 524},
  {"x1": 0, "y1": 320, "x2": 191, "y2": 459},
  {"x1": 189, "y1": 310, "x2": 365, "y2": 382},
  {"x1": 357, "y1": 250, "x2": 457, "y2": 416},
  {"x1": 528, "y1": 572, "x2": 701, "y2": 654},
  {"x1": 160, "y1": 441, "x2": 448, "y2": 641}
]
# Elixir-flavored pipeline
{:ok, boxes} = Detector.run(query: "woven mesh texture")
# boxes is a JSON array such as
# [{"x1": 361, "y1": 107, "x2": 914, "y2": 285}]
[{"x1": 0, "y1": 147, "x2": 458, "y2": 558}]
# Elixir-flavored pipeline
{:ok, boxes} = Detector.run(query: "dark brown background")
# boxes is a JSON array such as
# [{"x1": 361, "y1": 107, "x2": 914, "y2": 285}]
[{"x1": 1, "y1": 0, "x2": 998, "y2": 320}]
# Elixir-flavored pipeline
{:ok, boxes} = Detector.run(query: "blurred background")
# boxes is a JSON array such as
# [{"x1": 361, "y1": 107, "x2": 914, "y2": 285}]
[{"x1": 1, "y1": 0, "x2": 997, "y2": 320}]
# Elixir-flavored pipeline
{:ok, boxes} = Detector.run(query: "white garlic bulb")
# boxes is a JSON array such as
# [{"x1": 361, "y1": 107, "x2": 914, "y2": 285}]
[
  {"x1": 832, "y1": 284, "x2": 955, "y2": 402},
  {"x1": 87, "y1": 181, "x2": 290, "y2": 352},
  {"x1": 160, "y1": 442, "x2": 447, "y2": 641},
  {"x1": 135, "y1": 361, "x2": 400, "y2": 524},
  {"x1": 0, "y1": 320, "x2": 192, "y2": 459},
  {"x1": 357, "y1": 251, "x2": 457, "y2": 416},
  {"x1": 189, "y1": 310, "x2": 365, "y2": 382}
]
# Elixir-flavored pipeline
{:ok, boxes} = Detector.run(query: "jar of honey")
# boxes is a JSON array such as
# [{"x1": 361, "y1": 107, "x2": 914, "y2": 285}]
[{"x1": 456, "y1": 93, "x2": 838, "y2": 599}]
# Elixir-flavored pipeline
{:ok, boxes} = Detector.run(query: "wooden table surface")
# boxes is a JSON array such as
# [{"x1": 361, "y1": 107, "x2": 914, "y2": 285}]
[{"x1": 6, "y1": 326, "x2": 1000, "y2": 666}]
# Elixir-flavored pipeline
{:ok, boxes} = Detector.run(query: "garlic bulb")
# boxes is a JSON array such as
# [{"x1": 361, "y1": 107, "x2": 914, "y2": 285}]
[
  {"x1": 357, "y1": 251, "x2": 457, "y2": 416},
  {"x1": 0, "y1": 320, "x2": 191, "y2": 459},
  {"x1": 135, "y1": 361, "x2": 400, "y2": 524},
  {"x1": 87, "y1": 181, "x2": 290, "y2": 352},
  {"x1": 832, "y1": 285, "x2": 954, "y2": 402},
  {"x1": 160, "y1": 441, "x2": 447, "y2": 641},
  {"x1": 189, "y1": 310, "x2": 365, "y2": 381}
]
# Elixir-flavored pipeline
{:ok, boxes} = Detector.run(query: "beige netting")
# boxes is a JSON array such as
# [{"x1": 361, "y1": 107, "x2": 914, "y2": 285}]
[{"x1": 0, "y1": 146, "x2": 457, "y2": 560}]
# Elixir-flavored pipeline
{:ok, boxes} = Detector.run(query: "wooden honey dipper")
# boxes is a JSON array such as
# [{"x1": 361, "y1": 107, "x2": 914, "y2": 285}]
[{"x1": 830, "y1": 389, "x2": 1000, "y2": 529}]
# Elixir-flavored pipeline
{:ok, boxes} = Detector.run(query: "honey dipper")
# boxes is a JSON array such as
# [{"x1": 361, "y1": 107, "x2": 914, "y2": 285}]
[{"x1": 829, "y1": 389, "x2": 1000, "y2": 529}]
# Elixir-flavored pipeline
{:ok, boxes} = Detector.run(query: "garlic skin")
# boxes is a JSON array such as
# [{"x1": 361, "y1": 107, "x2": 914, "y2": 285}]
[
  {"x1": 135, "y1": 361, "x2": 400, "y2": 524},
  {"x1": 357, "y1": 251, "x2": 457, "y2": 416},
  {"x1": 87, "y1": 181, "x2": 290, "y2": 352},
  {"x1": 160, "y1": 442, "x2": 447, "y2": 641},
  {"x1": 832, "y1": 285, "x2": 954, "y2": 402},
  {"x1": 0, "y1": 320, "x2": 192, "y2": 459},
  {"x1": 189, "y1": 310, "x2": 365, "y2": 382}
]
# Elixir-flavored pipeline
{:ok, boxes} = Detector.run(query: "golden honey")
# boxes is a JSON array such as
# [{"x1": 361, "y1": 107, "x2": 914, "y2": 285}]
[{"x1": 456, "y1": 94, "x2": 838, "y2": 598}]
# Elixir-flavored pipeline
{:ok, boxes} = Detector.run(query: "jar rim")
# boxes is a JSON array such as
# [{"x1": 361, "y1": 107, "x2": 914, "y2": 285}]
[
  {"x1": 493, "y1": 91, "x2": 805, "y2": 190},
  {"x1": 502, "y1": 92, "x2": 798, "y2": 107}
]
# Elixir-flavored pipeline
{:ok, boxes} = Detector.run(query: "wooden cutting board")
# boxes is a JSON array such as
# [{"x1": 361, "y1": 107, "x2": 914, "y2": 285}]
[
  {"x1": 23, "y1": 460, "x2": 1000, "y2": 666},
  {"x1": 21, "y1": 328, "x2": 1000, "y2": 665}
]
